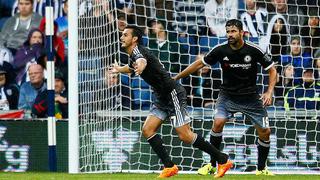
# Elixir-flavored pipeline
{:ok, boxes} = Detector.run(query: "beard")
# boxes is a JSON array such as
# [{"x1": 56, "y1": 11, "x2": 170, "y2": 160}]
[{"x1": 228, "y1": 37, "x2": 237, "y2": 44}]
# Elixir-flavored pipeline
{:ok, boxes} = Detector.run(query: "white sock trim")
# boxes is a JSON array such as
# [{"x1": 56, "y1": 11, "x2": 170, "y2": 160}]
[
  {"x1": 147, "y1": 134, "x2": 157, "y2": 141},
  {"x1": 258, "y1": 138, "x2": 270, "y2": 147},
  {"x1": 210, "y1": 130, "x2": 222, "y2": 137}
]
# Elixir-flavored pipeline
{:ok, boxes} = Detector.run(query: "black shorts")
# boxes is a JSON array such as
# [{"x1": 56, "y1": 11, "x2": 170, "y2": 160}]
[
  {"x1": 215, "y1": 91, "x2": 269, "y2": 128},
  {"x1": 149, "y1": 85, "x2": 191, "y2": 127}
]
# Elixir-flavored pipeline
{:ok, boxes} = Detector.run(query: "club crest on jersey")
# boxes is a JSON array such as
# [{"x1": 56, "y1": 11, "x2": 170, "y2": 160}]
[{"x1": 244, "y1": 55, "x2": 252, "y2": 63}]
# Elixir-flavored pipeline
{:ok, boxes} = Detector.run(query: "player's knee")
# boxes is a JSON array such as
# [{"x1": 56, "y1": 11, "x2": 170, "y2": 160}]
[
  {"x1": 262, "y1": 128, "x2": 271, "y2": 136},
  {"x1": 177, "y1": 132, "x2": 193, "y2": 144},
  {"x1": 259, "y1": 128, "x2": 271, "y2": 140}
]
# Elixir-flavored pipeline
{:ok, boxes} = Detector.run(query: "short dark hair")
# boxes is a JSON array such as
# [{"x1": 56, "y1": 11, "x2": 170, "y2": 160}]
[
  {"x1": 290, "y1": 36, "x2": 300, "y2": 43},
  {"x1": 225, "y1": 19, "x2": 243, "y2": 31},
  {"x1": 125, "y1": 25, "x2": 143, "y2": 45},
  {"x1": 19, "y1": 0, "x2": 34, "y2": 4}
]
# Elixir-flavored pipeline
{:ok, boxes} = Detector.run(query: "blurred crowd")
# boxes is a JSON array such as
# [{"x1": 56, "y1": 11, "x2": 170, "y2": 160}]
[
  {"x1": 0, "y1": 0, "x2": 319, "y2": 119},
  {"x1": 0, "y1": 0, "x2": 68, "y2": 118}
]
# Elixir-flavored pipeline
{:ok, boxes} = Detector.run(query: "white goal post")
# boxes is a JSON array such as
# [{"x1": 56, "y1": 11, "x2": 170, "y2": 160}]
[
  {"x1": 68, "y1": 0, "x2": 79, "y2": 174},
  {"x1": 68, "y1": 0, "x2": 320, "y2": 174}
]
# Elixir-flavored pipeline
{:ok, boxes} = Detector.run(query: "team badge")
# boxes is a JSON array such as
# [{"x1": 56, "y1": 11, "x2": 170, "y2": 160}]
[{"x1": 244, "y1": 55, "x2": 251, "y2": 63}]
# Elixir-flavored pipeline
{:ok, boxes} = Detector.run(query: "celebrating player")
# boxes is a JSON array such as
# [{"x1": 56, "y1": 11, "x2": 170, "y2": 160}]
[
  {"x1": 110, "y1": 25, "x2": 233, "y2": 178},
  {"x1": 174, "y1": 19, "x2": 277, "y2": 176}
]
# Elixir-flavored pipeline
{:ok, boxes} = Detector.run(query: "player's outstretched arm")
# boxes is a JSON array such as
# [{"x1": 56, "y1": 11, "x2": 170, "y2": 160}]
[
  {"x1": 261, "y1": 65, "x2": 277, "y2": 106},
  {"x1": 110, "y1": 61, "x2": 131, "y2": 74},
  {"x1": 173, "y1": 55, "x2": 205, "y2": 81}
]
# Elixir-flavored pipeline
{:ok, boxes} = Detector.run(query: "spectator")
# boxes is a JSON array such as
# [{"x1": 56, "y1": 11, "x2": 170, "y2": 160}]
[
  {"x1": 241, "y1": 0, "x2": 268, "y2": 38},
  {"x1": 0, "y1": 0, "x2": 42, "y2": 55},
  {"x1": 284, "y1": 69, "x2": 320, "y2": 110},
  {"x1": 205, "y1": 0, "x2": 238, "y2": 37},
  {"x1": 0, "y1": 61, "x2": 19, "y2": 110},
  {"x1": 281, "y1": 36, "x2": 313, "y2": 85},
  {"x1": 117, "y1": 12, "x2": 127, "y2": 33},
  {"x1": 54, "y1": 70, "x2": 68, "y2": 119},
  {"x1": 56, "y1": 0, "x2": 68, "y2": 56},
  {"x1": 0, "y1": 46, "x2": 14, "y2": 64},
  {"x1": 151, "y1": 0, "x2": 174, "y2": 22},
  {"x1": 274, "y1": 64, "x2": 294, "y2": 106},
  {"x1": 39, "y1": 18, "x2": 65, "y2": 66},
  {"x1": 173, "y1": 0, "x2": 206, "y2": 36},
  {"x1": 33, "y1": 49, "x2": 66, "y2": 83},
  {"x1": 101, "y1": 70, "x2": 121, "y2": 110},
  {"x1": 134, "y1": 0, "x2": 173, "y2": 31},
  {"x1": 105, "y1": 70, "x2": 119, "y2": 87},
  {"x1": 13, "y1": 28, "x2": 44, "y2": 85},
  {"x1": 182, "y1": 54, "x2": 222, "y2": 107},
  {"x1": 148, "y1": 20, "x2": 188, "y2": 73},
  {"x1": 18, "y1": 64, "x2": 46, "y2": 115},
  {"x1": 11, "y1": 0, "x2": 63, "y2": 19},
  {"x1": 265, "y1": 15, "x2": 289, "y2": 62},
  {"x1": 184, "y1": 64, "x2": 220, "y2": 108},
  {"x1": 240, "y1": 0, "x2": 268, "y2": 49},
  {"x1": 300, "y1": 8, "x2": 320, "y2": 56},
  {"x1": 78, "y1": 0, "x2": 115, "y2": 94},
  {"x1": 116, "y1": 0, "x2": 133, "y2": 14},
  {"x1": 79, "y1": 0, "x2": 114, "y2": 58},
  {"x1": 263, "y1": 0, "x2": 305, "y2": 61},
  {"x1": 31, "y1": 70, "x2": 68, "y2": 119},
  {"x1": 266, "y1": 0, "x2": 305, "y2": 35},
  {"x1": 0, "y1": 0, "x2": 15, "y2": 30}
]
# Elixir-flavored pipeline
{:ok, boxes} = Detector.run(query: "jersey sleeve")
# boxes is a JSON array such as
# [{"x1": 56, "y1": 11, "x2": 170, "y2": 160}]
[
  {"x1": 202, "y1": 46, "x2": 220, "y2": 66},
  {"x1": 129, "y1": 46, "x2": 146, "y2": 69},
  {"x1": 132, "y1": 47, "x2": 145, "y2": 61},
  {"x1": 257, "y1": 51, "x2": 274, "y2": 71}
]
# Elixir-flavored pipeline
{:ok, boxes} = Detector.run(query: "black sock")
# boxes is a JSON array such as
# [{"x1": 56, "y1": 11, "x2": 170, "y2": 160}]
[
  {"x1": 257, "y1": 138, "x2": 270, "y2": 171},
  {"x1": 210, "y1": 130, "x2": 223, "y2": 167},
  {"x1": 192, "y1": 134, "x2": 228, "y2": 164},
  {"x1": 147, "y1": 134, "x2": 174, "y2": 168}
]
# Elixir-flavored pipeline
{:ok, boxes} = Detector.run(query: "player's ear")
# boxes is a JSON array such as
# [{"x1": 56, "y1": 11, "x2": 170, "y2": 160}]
[
  {"x1": 133, "y1": 36, "x2": 138, "y2": 43},
  {"x1": 240, "y1": 29, "x2": 244, "y2": 35}
]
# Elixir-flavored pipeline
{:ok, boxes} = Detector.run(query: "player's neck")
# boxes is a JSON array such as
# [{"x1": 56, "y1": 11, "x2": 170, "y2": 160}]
[
  {"x1": 230, "y1": 39, "x2": 244, "y2": 50},
  {"x1": 126, "y1": 44, "x2": 138, "y2": 55}
]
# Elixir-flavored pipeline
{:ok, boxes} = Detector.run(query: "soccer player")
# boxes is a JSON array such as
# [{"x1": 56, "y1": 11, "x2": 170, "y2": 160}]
[
  {"x1": 174, "y1": 19, "x2": 277, "y2": 176},
  {"x1": 110, "y1": 25, "x2": 233, "y2": 178}
]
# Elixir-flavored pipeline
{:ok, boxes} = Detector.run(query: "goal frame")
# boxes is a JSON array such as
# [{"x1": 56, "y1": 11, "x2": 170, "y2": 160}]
[{"x1": 68, "y1": 0, "x2": 79, "y2": 174}]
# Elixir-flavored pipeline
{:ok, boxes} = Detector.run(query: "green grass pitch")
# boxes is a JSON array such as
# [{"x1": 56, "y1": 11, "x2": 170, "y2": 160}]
[{"x1": 0, "y1": 173, "x2": 318, "y2": 180}]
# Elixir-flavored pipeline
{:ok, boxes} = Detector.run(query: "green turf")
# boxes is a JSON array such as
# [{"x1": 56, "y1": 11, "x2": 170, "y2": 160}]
[{"x1": 0, "y1": 173, "x2": 318, "y2": 180}]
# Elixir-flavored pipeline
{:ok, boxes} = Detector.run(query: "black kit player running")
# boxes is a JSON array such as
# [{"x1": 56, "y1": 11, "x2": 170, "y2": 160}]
[{"x1": 111, "y1": 25, "x2": 233, "y2": 178}]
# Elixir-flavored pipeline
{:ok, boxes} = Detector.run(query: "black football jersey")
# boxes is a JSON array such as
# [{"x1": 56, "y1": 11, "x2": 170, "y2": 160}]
[
  {"x1": 203, "y1": 41, "x2": 274, "y2": 95},
  {"x1": 129, "y1": 45, "x2": 176, "y2": 97}
]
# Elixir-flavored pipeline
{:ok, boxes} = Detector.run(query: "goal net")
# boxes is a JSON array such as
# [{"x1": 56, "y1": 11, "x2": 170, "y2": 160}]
[{"x1": 70, "y1": 0, "x2": 320, "y2": 173}]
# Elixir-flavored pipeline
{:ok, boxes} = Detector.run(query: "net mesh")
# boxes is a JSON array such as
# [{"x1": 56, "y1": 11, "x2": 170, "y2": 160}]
[{"x1": 77, "y1": 0, "x2": 320, "y2": 173}]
